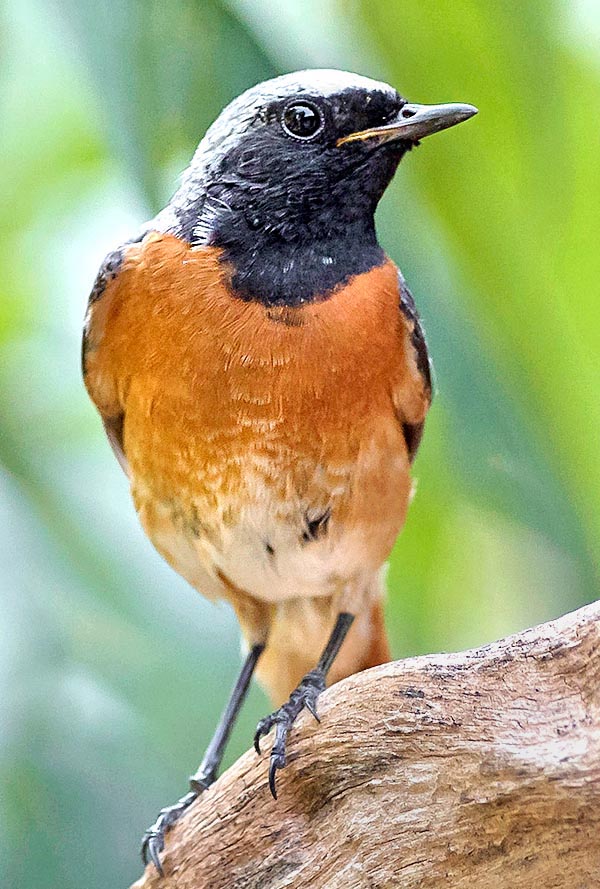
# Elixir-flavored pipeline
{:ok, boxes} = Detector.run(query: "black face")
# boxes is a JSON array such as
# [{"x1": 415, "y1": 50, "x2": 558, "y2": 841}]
[
  {"x1": 162, "y1": 72, "x2": 426, "y2": 306},
  {"x1": 206, "y1": 84, "x2": 408, "y2": 245}
]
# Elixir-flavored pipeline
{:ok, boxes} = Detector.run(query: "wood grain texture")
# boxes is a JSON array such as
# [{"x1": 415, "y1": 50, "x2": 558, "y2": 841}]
[{"x1": 132, "y1": 601, "x2": 600, "y2": 888}]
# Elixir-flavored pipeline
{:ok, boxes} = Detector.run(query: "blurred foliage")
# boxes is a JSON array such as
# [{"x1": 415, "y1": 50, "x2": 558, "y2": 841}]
[{"x1": 1, "y1": 0, "x2": 599, "y2": 886}]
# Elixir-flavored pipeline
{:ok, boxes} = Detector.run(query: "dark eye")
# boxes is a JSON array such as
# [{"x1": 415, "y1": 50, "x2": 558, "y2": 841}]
[{"x1": 281, "y1": 102, "x2": 323, "y2": 140}]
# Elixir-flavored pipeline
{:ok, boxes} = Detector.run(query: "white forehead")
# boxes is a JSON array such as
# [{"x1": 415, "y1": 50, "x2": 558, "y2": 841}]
[
  {"x1": 238, "y1": 69, "x2": 397, "y2": 103},
  {"x1": 185, "y1": 69, "x2": 397, "y2": 178},
  {"x1": 210, "y1": 69, "x2": 398, "y2": 135}
]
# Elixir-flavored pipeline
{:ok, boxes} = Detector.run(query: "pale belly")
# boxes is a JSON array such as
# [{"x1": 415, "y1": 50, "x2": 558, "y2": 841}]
[{"x1": 131, "y1": 425, "x2": 412, "y2": 607}]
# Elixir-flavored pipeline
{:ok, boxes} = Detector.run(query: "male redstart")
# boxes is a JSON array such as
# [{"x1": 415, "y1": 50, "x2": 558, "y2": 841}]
[{"x1": 82, "y1": 69, "x2": 476, "y2": 873}]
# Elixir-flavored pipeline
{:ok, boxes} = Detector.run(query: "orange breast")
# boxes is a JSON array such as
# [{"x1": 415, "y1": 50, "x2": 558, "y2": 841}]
[{"x1": 86, "y1": 232, "x2": 428, "y2": 578}]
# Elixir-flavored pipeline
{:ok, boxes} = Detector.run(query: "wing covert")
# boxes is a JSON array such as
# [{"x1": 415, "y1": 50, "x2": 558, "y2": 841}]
[
  {"x1": 397, "y1": 271, "x2": 433, "y2": 462},
  {"x1": 82, "y1": 235, "x2": 144, "y2": 475}
]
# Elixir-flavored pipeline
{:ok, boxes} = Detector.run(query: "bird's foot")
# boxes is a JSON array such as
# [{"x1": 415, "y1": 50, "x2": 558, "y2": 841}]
[
  {"x1": 141, "y1": 774, "x2": 213, "y2": 875},
  {"x1": 254, "y1": 668, "x2": 326, "y2": 799}
]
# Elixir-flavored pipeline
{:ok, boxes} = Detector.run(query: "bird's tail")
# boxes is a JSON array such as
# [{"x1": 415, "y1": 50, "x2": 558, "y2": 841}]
[
  {"x1": 361, "y1": 598, "x2": 391, "y2": 670},
  {"x1": 255, "y1": 580, "x2": 391, "y2": 706}
]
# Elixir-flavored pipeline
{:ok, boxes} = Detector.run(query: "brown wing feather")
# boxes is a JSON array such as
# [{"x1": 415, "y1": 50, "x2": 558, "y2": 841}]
[
  {"x1": 82, "y1": 238, "x2": 143, "y2": 476},
  {"x1": 102, "y1": 413, "x2": 128, "y2": 475},
  {"x1": 397, "y1": 272, "x2": 433, "y2": 461}
]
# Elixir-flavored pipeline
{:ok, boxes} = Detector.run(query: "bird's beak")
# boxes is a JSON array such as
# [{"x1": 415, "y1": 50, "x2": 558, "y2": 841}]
[{"x1": 337, "y1": 101, "x2": 478, "y2": 147}]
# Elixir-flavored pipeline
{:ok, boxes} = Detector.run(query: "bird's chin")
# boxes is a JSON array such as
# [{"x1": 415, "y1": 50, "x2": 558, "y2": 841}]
[
  {"x1": 378, "y1": 137, "x2": 420, "y2": 155},
  {"x1": 399, "y1": 138, "x2": 420, "y2": 151}
]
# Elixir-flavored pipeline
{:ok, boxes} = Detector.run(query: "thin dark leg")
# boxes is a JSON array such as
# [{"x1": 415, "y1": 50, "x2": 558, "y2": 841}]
[
  {"x1": 254, "y1": 612, "x2": 354, "y2": 798},
  {"x1": 189, "y1": 642, "x2": 264, "y2": 791},
  {"x1": 316, "y1": 612, "x2": 355, "y2": 673},
  {"x1": 141, "y1": 642, "x2": 264, "y2": 874}
]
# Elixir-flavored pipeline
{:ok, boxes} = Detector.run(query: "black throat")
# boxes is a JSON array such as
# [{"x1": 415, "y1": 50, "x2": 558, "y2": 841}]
[
  {"x1": 169, "y1": 173, "x2": 387, "y2": 306},
  {"x1": 214, "y1": 217, "x2": 385, "y2": 307},
  {"x1": 158, "y1": 77, "x2": 409, "y2": 306}
]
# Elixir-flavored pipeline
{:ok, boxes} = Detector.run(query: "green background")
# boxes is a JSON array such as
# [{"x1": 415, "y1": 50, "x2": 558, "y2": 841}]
[{"x1": 1, "y1": 1, "x2": 599, "y2": 886}]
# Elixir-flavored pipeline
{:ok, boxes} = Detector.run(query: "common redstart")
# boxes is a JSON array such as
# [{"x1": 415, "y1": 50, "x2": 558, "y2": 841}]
[{"x1": 82, "y1": 69, "x2": 476, "y2": 873}]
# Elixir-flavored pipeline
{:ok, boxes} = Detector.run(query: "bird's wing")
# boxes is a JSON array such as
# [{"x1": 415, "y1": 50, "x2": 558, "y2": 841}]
[
  {"x1": 396, "y1": 271, "x2": 433, "y2": 462},
  {"x1": 81, "y1": 236, "x2": 145, "y2": 476}
]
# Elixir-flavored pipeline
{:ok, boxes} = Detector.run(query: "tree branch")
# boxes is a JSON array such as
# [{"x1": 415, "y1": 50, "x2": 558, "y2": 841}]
[{"x1": 132, "y1": 602, "x2": 600, "y2": 888}]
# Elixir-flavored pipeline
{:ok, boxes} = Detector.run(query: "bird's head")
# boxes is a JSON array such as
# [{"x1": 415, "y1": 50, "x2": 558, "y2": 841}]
[{"x1": 161, "y1": 70, "x2": 477, "y2": 305}]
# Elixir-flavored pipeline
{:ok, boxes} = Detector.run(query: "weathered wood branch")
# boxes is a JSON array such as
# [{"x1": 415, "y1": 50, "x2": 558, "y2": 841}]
[{"x1": 132, "y1": 602, "x2": 600, "y2": 888}]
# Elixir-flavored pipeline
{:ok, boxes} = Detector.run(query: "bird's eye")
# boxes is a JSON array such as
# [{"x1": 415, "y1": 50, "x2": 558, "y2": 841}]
[{"x1": 281, "y1": 102, "x2": 323, "y2": 140}]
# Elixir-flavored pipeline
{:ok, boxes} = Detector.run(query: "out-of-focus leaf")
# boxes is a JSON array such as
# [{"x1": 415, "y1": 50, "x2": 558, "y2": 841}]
[{"x1": 51, "y1": 0, "x2": 278, "y2": 209}]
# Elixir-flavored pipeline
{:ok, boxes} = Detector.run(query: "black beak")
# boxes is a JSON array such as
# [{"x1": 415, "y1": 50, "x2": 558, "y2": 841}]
[{"x1": 337, "y1": 101, "x2": 478, "y2": 147}]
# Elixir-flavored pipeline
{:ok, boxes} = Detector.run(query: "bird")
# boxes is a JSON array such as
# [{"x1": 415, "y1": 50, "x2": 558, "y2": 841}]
[{"x1": 81, "y1": 68, "x2": 476, "y2": 874}]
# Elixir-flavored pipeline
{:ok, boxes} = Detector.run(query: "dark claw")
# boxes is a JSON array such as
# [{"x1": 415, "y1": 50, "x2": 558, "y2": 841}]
[
  {"x1": 254, "y1": 712, "x2": 278, "y2": 754},
  {"x1": 254, "y1": 715, "x2": 274, "y2": 754},
  {"x1": 305, "y1": 697, "x2": 320, "y2": 723},
  {"x1": 253, "y1": 668, "x2": 326, "y2": 798},
  {"x1": 141, "y1": 832, "x2": 165, "y2": 877},
  {"x1": 269, "y1": 759, "x2": 277, "y2": 799},
  {"x1": 140, "y1": 789, "x2": 199, "y2": 875},
  {"x1": 269, "y1": 756, "x2": 285, "y2": 799}
]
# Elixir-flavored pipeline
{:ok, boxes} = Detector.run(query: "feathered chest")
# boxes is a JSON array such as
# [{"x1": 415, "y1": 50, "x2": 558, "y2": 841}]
[
  {"x1": 86, "y1": 232, "x2": 428, "y2": 510},
  {"x1": 83, "y1": 232, "x2": 430, "y2": 595}
]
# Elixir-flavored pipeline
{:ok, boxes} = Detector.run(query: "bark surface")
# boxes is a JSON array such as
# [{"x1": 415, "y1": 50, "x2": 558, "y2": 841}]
[{"x1": 132, "y1": 602, "x2": 600, "y2": 888}]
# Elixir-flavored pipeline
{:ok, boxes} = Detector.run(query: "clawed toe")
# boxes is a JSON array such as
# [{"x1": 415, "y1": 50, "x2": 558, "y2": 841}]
[
  {"x1": 268, "y1": 748, "x2": 286, "y2": 798},
  {"x1": 140, "y1": 789, "x2": 198, "y2": 874},
  {"x1": 254, "y1": 715, "x2": 275, "y2": 754},
  {"x1": 254, "y1": 668, "x2": 326, "y2": 798},
  {"x1": 141, "y1": 829, "x2": 165, "y2": 876},
  {"x1": 137, "y1": 643, "x2": 267, "y2": 874}
]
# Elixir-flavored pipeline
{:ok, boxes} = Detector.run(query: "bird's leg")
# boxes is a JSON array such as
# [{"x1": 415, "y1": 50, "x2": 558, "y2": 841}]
[
  {"x1": 254, "y1": 612, "x2": 354, "y2": 798},
  {"x1": 141, "y1": 642, "x2": 264, "y2": 875}
]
